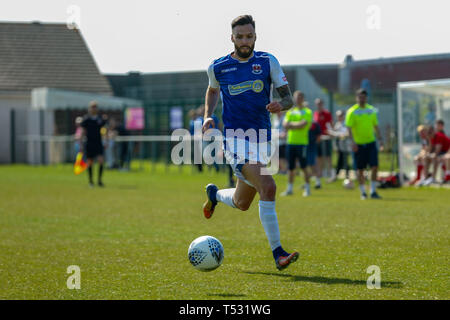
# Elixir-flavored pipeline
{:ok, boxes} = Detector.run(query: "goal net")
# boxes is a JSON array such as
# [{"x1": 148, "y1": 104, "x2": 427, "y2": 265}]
[{"x1": 397, "y1": 78, "x2": 450, "y2": 184}]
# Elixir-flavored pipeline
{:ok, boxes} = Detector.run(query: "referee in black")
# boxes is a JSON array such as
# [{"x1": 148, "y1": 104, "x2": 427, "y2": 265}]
[{"x1": 81, "y1": 101, "x2": 108, "y2": 187}]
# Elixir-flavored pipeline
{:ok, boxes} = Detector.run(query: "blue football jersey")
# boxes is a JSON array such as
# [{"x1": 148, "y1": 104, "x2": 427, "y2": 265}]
[{"x1": 207, "y1": 51, "x2": 288, "y2": 141}]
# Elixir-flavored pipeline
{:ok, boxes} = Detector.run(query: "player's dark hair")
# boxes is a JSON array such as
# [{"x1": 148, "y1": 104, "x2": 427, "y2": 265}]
[
  {"x1": 231, "y1": 15, "x2": 255, "y2": 30},
  {"x1": 356, "y1": 88, "x2": 368, "y2": 96},
  {"x1": 436, "y1": 119, "x2": 445, "y2": 125}
]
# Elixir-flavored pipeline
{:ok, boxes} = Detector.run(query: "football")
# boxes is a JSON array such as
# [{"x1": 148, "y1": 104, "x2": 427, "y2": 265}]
[
  {"x1": 188, "y1": 235, "x2": 224, "y2": 271},
  {"x1": 343, "y1": 178, "x2": 354, "y2": 189}
]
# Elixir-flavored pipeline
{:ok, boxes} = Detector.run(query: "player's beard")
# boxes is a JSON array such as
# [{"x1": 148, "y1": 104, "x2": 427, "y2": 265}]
[{"x1": 235, "y1": 43, "x2": 254, "y2": 59}]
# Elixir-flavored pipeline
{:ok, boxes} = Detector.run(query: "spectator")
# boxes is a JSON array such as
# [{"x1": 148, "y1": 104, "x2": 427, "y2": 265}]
[
  {"x1": 444, "y1": 146, "x2": 450, "y2": 183},
  {"x1": 281, "y1": 91, "x2": 313, "y2": 197},
  {"x1": 272, "y1": 110, "x2": 287, "y2": 174},
  {"x1": 193, "y1": 106, "x2": 205, "y2": 172},
  {"x1": 422, "y1": 119, "x2": 450, "y2": 185},
  {"x1": 313, "y1": 98, "x2": 334, "y2": 186},
  {"x1": 409, "y1": 125, "x2": 431, "y2": 185},
  {"x1": 188, "y1": 108, "x2": 197, "y2": 136},
  {"x1": 105, "y1": 118, "x2": 118, "y2": 169},
  {"x1": 74, "y1": 116, "x2": 83, "y2": 158},
  {"x1": 345, "y1": 89, "x2": 384, "y2": 200},
  {"x1": 307, "y1": 118, "x2": 322, "y2": 188},
  {"x1": 116, "y1": 119, "x2": 130, "y2": 171},
  {"x1": 327, "y1": 110, "x2": 352, "y2": 181}
]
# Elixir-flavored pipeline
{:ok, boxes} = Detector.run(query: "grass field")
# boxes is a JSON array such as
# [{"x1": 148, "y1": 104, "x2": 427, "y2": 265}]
[{"x1": 0, "y1": 163, "x2": 448, "y2": 300}]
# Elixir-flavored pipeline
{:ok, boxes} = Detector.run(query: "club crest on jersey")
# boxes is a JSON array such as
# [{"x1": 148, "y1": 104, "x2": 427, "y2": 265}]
[
  {"x1": 228, "y1": 80, "x2": 264, "y2": 95},
  {"x1": 252, "y1": 64, "x2": 262, "y2": 75}
]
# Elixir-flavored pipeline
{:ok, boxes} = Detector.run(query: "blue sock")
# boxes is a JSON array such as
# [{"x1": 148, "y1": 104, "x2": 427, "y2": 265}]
[
  {"x1": 272, "y1": 246, "x2": 289, "y2": 260},
  {"x1": 208, "y1": 185, "x2": 218, "y2": 203}
]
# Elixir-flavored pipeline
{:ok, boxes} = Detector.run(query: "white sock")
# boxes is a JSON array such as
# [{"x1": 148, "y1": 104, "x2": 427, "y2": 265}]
[
  {"x1": 216, "y1": 188, "x2": 236, "y2": 208},
  {"x1": 305, "y1": 183, "x2": 310, "y2": 192},
  {"x1": 359, "y1": 184, "x2": 366, "y2": 194},
  {"x1": 370, "y1": 181, "x2": 377, "y2": 194},
  {"x1": 315, "y1": 177, "x2": 321, "y2": 186},
  {"x1": 287, "y1": 183, "x2": 293, "y2": 192},
  {"x1": 259, "y1": 201, "x2": 281, "y2": 251}
]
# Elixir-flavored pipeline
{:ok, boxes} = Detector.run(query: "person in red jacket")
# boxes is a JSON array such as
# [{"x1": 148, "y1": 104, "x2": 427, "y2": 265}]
[
  {"x1": 313, "y1": 98, "x2": 333, "y2": 188},
  {"x1": 423, "y1": 119, "x2": 450, "y2": 185}
]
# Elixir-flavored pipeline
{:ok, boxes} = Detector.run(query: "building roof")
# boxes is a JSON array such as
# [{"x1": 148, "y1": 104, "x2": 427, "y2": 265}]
[{"x1": 0, "y1": 21, "x2": 112, "y2": 95}]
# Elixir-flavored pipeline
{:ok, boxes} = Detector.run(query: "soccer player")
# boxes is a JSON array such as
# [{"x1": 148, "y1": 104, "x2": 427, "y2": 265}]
[
  {"x1": 345, "y1": 89, "x2": 384, "y2": 199},
  {"x1": 81, "y1": 101, "x2": 108, "y2": 187},
  {"x1": 201, "y1": 15, "x2": 299, "y2": 271},
  {"x1": 314, "y1": 98, "x2": 334, "y2": 185},
  {"x1": 281, "y1": 91, "x2": 313, "y2": 197}
]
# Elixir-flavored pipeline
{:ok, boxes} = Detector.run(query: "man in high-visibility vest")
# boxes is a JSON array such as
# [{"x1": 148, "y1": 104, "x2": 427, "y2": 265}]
[
  {"x1": 281, "y1": 90, "x2": 313, "y2": 197},
  {"x1": 345, "y1": 89, "x2": 384, "y2": 199}
]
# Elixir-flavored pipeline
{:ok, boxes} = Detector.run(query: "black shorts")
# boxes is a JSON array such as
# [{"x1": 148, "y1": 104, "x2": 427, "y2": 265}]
[
  {"x1": 286, "y1": 144, "x2": 307, "y2": 170},
  {"x1": 355, "y1": 142, "x2": 378, "y2": 170},
  {"x1": 279, "y1": 144, "x2": 286, "y2": 159},
  {"x1": 317, "y1": 139, "x2": 332, "y2": 157},
  {"x1": 85, "y1": 143, "x2": 104, "y2": 159}
]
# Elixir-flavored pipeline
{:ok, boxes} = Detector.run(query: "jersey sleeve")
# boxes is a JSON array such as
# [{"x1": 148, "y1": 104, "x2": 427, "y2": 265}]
[
  {"x1": 373, "y1": 108, "x2": 379, "y2": 126},
  {"x1": 313, "y1": 111, "x2": 319, "y2": 123},
  {"x1": 268, "y1": 54, "x2": 288, "y2": 88},
  {"x1": 284, "y1": 110, "x2": 292, "y2": 122},
  {"x1": 345, "y1": 110, "x2": 353, "y2": 128},
  {"x1": 207, "y1": 62, "x2": 219, "y2": 88}
]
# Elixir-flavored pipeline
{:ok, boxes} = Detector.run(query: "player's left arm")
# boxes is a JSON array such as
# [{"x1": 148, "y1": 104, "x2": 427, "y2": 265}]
[
  {"x1": 374, "y1": 125, "x2": 384, "y2": 151},
  {"x1": 286, "y1": 119, "x2": 308, "y2": 129},
  {"x1": 373, "y1": 108, "x2": 384, "y2": 151},
  {"x1": 266, "y1": 85, "x2": 293, "y2": 113},
  {"x1": 266, "y1": 54, "x2": 293, "y2": 113}
]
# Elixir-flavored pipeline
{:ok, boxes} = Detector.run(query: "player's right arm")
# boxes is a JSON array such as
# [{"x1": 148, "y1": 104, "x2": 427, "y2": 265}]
[
  {"x1": 345, "y1": 108, "x2": 358, "y2": 152},
  {"x1": 284, "y1": 120, "x2": 308, "y2": 129},
  {"x1": 203, "y1": 63, "x2": 220, "y2": 132},
  {"x1": 203, "y1": 86, "x2": 220, "y2": 132},
  {"x1": 347, "y1": 128, "x2": 358, "y2": 152}
]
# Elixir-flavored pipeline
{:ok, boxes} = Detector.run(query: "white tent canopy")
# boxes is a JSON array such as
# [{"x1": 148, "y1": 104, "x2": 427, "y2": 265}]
[{"x1": 31, "y1": 87, "x2": 142, "y2": 110}]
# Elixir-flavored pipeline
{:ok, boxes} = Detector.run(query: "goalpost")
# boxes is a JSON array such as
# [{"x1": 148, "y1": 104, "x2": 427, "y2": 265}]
[{"x1": 397, "y1": 78, "x2": 450, "y2": 185}]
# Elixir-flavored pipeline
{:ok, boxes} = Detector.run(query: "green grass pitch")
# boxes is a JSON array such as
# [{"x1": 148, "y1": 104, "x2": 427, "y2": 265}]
[{"x1": 0, "y1": 163, "x2": 448, "y2": 299}]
